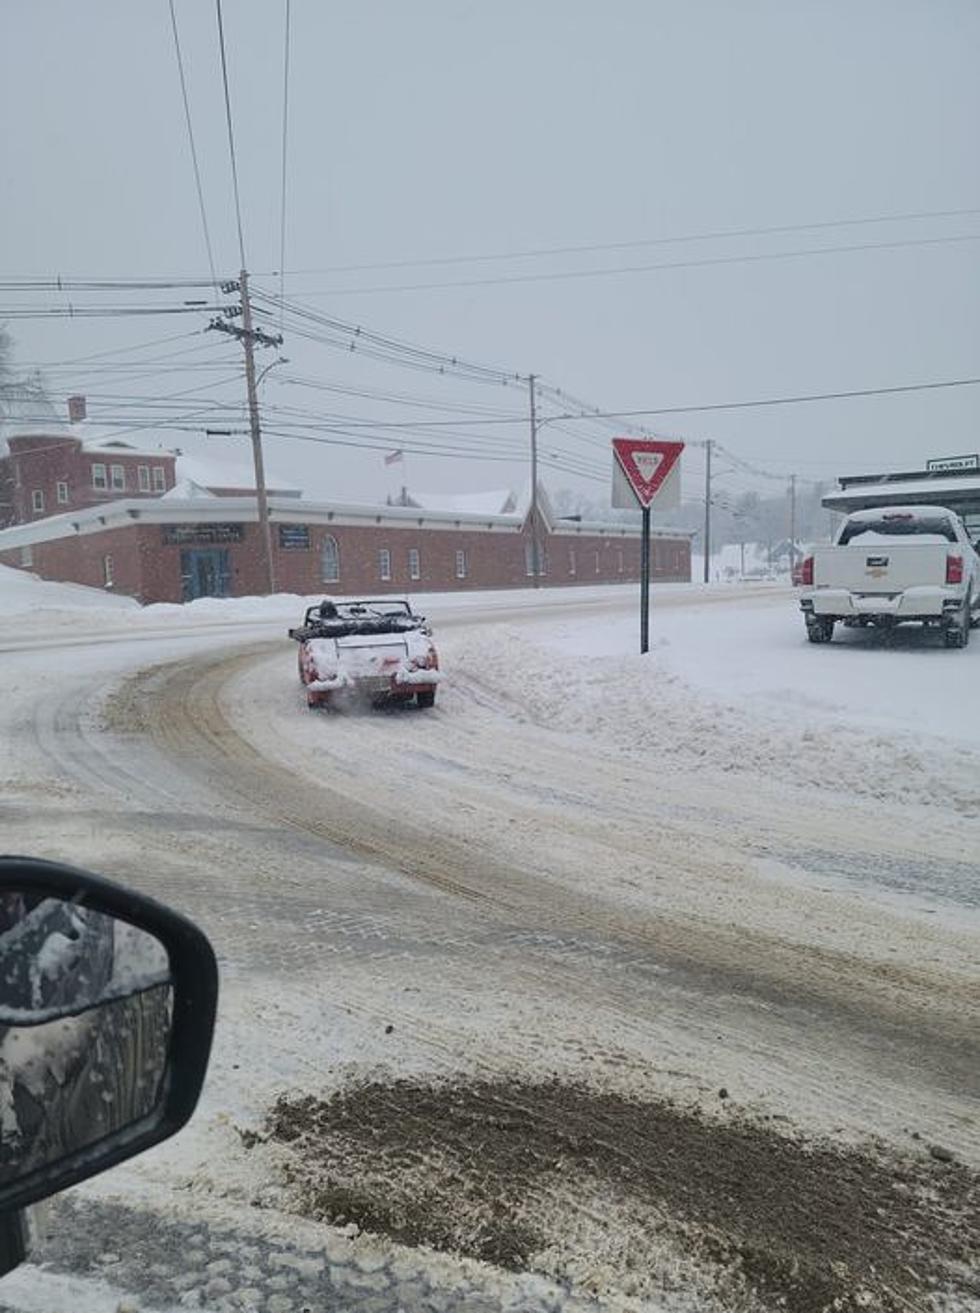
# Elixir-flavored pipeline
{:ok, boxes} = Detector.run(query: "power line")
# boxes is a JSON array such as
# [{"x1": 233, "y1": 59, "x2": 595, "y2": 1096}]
[
  {"x1": 576, "y1": 374, "x2": 980, "y2": 421},
  {"x1": 260, "y1": 373, "x2": 976, "y2": 429},
  {"x1": 278, "y1": 0, "x2": 291, "y2": 327},
  {"x1": 267, "y1": 203, "x2": 980, "y2": 277},
  {"x1": 0, "y1": 277, "x2": 216, "y2": 291},
  {"x1": 168, "y1": 0, "x2": 219, "y2": 289},
  {"x1": 276, "y1": 231, "x2": 980, "y2": 298},
  {"x1": 14, "y1": 329, "x2": 205, "y2": 368},
  {"x1": 0, "y1": 304, "x2": 230, "y2": 320},
  {"x1": 215, "y1": 0, "x2": 247, "y2": 269},
  {"x1": 275, "y1": 372, "x2": 525, "y2": 418}
]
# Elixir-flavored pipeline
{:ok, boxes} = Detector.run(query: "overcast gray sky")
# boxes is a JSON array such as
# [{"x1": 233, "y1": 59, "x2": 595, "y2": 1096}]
[{"x1": 2, "y1": 0, "x2": 978, "y2": 509}]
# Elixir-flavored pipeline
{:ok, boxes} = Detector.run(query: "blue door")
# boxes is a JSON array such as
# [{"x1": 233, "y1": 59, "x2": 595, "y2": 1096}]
[{"x1": 180, "y1": 549, "x2": 231, "y2": 602}]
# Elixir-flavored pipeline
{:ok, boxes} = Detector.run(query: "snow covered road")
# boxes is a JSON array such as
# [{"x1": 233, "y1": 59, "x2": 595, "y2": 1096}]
[{"x1": 0, "y1": 576, "x2": 977, "y2": 1312}]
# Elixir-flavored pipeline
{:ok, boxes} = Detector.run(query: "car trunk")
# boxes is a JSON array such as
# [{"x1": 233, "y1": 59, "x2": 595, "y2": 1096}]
[{"x1": 334, "y1": 631, "x2": 410, "y2": 682}]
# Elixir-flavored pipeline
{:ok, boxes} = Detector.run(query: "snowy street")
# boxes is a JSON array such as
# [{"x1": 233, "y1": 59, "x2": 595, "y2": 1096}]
[{"x1": 0, "y1": 574, "x2": 977, "y2": 1312}]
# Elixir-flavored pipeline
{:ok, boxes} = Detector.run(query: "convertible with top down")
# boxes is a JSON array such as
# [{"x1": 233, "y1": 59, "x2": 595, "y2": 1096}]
[{"x1": 289, "y1": 598, "x2": 441, "y2": 710}]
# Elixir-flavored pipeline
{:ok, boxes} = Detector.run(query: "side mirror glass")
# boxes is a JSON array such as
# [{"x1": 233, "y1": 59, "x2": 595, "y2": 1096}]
[{"x1": 0, "y1": 858, "x2": 217, "y2": 1216}]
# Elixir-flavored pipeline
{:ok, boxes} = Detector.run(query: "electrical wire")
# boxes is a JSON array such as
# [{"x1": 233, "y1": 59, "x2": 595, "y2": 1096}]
[
  {"x1": 276, "y1": 231, "x2": 980, "y2": 298},
  {"x1": 0, "y1": 277, "x2": 218, "y2": 291},
  {"x1": 0, "y1": 304, "x2": 231, "y2": 320},
  {"x1": 267, "y1": 204, "x2": 980, "y2": 277},
  {"x1": 573, "y1": 375, "x2": 980, "y2": 422},
  {"x1": 13, "y1": 330, "x2": 206, "y2": 369},
  {"x1": 215, "y1": 0, "x2": 247, "y2": 270},
  {"x1": 278, "y1": 0, "x2": 291, "y2": 327},
  {"x1": 168, "y1": 0, "x2": 219, "y2": 290}
]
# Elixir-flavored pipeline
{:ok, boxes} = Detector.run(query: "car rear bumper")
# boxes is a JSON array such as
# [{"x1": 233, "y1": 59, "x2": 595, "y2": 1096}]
[{"x1": 801, "y1": 586, "x2": 959, "y2": 619}]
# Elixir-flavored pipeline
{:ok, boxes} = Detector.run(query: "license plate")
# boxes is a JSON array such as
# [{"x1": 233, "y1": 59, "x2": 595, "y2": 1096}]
[{"x1": 356, "y1": 675, "x2": 391, "y2": 694}]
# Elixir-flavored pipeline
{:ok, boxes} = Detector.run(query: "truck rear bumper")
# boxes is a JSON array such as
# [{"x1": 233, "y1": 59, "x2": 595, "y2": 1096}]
[{"x1": 801, "y1": 586, "x2": 956, "y2": 619}]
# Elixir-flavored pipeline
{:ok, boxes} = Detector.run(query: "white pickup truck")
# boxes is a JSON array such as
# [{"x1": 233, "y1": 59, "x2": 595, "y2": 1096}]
[{"x1": 798, "y1": 504, "x2": 980, "y2": 647}]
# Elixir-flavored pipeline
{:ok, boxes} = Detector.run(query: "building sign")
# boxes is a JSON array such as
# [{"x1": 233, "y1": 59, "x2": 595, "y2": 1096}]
[
  {"x1": 926, "y1": 454, "x2": 979, "y2": 473},
  {"x1": 162, "y1": 523, "x2": 244, "y2": 546},
  {"x1": 278, "y1": 523, "x2": 310, "y2": 549}
]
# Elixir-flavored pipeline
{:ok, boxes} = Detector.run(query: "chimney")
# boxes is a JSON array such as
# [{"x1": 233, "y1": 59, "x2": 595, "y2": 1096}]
[{"x1": 67, "y1": 395, "x2": 87, "y2": 424}]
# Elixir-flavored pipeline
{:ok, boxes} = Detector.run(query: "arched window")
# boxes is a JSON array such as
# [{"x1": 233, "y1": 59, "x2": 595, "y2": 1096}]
[{"x1": 321, "y1": 535, "x2": 340, "y2": 583}]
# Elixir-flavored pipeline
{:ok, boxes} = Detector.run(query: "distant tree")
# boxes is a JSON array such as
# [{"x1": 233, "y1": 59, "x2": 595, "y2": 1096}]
[{"x1": 0, "y1": 329, "x2": 50, "y2": 435}]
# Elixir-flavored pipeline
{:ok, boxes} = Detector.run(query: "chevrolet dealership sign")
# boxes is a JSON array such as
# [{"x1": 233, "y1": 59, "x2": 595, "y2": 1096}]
[{"x1": 926, "y1": 454, "x2": 980, "y2": 473}]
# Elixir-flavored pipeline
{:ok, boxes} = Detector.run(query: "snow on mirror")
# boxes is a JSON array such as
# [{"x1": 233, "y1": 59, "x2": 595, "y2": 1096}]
[{"x1": 0, "y1": 893, "x2": 173, "y2": 1186}]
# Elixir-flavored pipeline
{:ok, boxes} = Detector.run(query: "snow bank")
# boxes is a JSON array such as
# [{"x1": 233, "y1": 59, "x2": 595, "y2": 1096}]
[
  {"x1": 452, "y1": 595, "x2": 980, "y2": 815},
  {"x1": 0, "y1": 564, "x2": 138, "y2": 617}
]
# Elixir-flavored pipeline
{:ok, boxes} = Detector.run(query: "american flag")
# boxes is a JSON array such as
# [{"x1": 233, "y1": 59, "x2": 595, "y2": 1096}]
[{"x1": 384, "y1": 449, "x2": 404, "y2": 466}]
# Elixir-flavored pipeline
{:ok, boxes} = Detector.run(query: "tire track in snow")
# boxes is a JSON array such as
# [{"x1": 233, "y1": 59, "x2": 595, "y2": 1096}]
[{"x1": 95, "y1": 642, "x2": 980, "y2": 1158}]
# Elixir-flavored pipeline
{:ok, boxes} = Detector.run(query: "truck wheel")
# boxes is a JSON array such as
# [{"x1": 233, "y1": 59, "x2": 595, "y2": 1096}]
[
  {"x1": 944, "y1": 607, "x2": 970, "y2": 648},
  {"x1": 806, "y1": 618, "x2": 834, "y2": 644},
  {"x1": 416, "y1": 690, "x2": 436, "y2": 708}
]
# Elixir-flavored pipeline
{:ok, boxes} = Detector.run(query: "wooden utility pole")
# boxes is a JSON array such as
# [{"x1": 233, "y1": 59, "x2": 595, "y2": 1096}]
[
  {"x1": 702, "y1": 438, "x2": 713, "y2": 583},
  {"x1": 788, "y1": 473, "x2": 798, "y2": 577},
  {"x1": 528, "y1": 373, "x2": 541, "y2": 587},
  {"x1": 239, "y1": 269, "x2": 275, "y2": 594}
]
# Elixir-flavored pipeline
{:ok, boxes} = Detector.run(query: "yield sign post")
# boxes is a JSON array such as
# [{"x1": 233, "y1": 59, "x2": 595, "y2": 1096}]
[{"x1": 611, "y1": 438, "x2": 685, "y2": 653}]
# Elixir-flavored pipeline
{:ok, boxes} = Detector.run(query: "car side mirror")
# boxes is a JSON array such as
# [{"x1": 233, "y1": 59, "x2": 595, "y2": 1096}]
[{"x1": 0, "y1": 857, "x2": 217, "y2": 1217}]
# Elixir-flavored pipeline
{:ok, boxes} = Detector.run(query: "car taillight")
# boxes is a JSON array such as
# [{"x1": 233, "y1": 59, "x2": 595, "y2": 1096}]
[
  {"x1": 800, "y1": 556, "x2": 814, "y2": 586},
  {"x1": 946, "y1": 555, "x2": 964, "y2": 584}
]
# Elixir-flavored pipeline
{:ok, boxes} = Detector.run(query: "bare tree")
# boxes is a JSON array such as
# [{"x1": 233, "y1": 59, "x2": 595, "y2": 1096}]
[{"x1": 0, "y1": 329, "x2": 52, "y2": 438}]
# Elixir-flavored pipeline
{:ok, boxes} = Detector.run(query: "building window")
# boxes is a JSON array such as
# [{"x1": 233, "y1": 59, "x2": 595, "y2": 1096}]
[
  {"x1": 151, "y1": 466, "x2": 166, "y2": 492},
  {"x1": 103, "y1": 555, "x2": 114, "y2": 588},
  {"x1": 320, "y1": 535, "x2": 340, "y2": 583},
  {"x1": 92, "y1": 463, "x2": 107, "y2": 490},
  {"x1": 595, "y1": 550, "x2": 601, "y2": 575},
  {"x1": 379, "y1": 548, "x2": 392, "y2": 581},
  {"x1": 110, "y1": 464, "x2": 125, "y2": 491},
  {"x1": 31, "y1": 490, "x2": 44, "y2": 513},
  {"x1": 408, "y1": 547, "x2": 421, "y2": 580},
  {"x1": 56, "y1": 481, "x2": 69, "y2": 504},
  {"x1": 617, "y1": 549, "x2": 624, "y2": 574},
  {"x1": 138, "y1": 465, "x2": 151, "y2": 492},
  {"x1": 455, "y1": 549, "x2": 467, "y2": 579},
  {"x1": 568, "y1": 548, "x2": 576, "y2": 576},
  {"x1": 19, "y1": 545, "x2": 33, "y2": 567}
]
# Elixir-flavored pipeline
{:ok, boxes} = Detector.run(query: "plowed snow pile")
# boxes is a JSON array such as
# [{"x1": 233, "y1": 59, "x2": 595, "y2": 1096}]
[{"x1": 447, "y1": 598, "x2": 980, "y2": 815}]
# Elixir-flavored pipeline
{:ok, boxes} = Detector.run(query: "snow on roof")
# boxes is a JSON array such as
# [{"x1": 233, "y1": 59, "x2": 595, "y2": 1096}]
[
  {"x1": 825, "y1": 477, "x2": 980, "y2": 508},
  {"x1": 162, "y1": 477, "x2": 216, "y2": 501},
  {"x1": 404, "y1": 489, "x2": 517, "y2": 515},
  {"x1": 175, "y1": 453, "x2": 299, "y2": 494},
  {"x1": 82, "y1": 434, "x2": 173, "y2": 459},
  {"x1": 846, "y1": 504, "x2": 959, "y2": 521}
]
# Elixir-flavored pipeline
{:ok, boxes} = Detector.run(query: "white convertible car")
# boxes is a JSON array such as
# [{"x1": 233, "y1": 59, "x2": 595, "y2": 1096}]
[{"x1": 289, "y1": 598, "x2": 441, "y2": 710}]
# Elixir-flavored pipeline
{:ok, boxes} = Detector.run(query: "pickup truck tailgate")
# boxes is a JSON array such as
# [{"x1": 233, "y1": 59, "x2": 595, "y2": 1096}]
[{"x1": 812, "y1": 544, "x2": 951, "y2": 593}]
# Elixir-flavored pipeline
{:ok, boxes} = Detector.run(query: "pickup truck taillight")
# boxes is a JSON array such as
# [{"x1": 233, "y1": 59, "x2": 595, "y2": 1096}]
[
  {"x1": 946, "y1": 555, "x2": 964, "y2": 585},
  {"x1": 800, "y1": 555, "x2": 814, "y2": 586}
]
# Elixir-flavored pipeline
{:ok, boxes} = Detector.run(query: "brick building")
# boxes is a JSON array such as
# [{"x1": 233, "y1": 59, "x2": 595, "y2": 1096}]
[
  {"x1": 0, "y1": 487, "x2": 692, "y2": 603},
  {"x1": 0, "y1": 429, "x2": 177, "y2": 529}
]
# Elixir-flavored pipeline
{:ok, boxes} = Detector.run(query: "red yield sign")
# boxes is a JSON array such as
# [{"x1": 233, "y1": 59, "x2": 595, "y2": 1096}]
[{"x1": 611, "y1": 437, "x2": 684, "y2": 510}]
